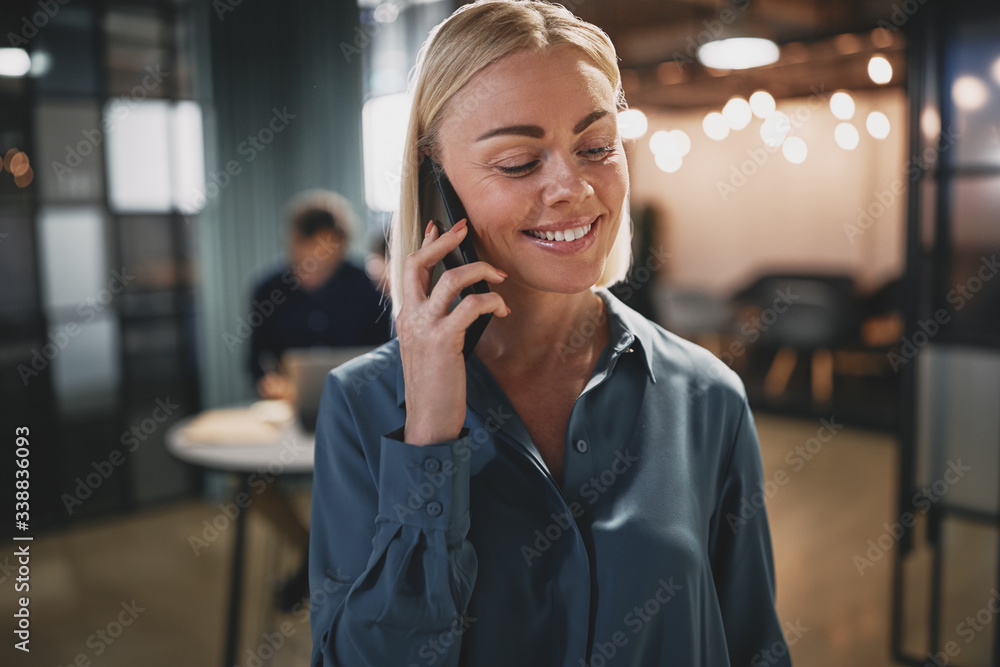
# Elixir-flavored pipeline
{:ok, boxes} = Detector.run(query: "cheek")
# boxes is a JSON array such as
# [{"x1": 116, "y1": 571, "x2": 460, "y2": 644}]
[
  {"x1": 465, "y1": 179, "x2": 536, "y2": 239},
  {"x1": 601, "y1": 158, "x2": 629, "y2": 201}
]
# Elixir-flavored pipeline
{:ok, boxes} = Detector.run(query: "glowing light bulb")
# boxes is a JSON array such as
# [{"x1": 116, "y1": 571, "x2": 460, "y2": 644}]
[
  {"x1": 830, "y1": 92, "x2": 855, "y2": 120},
  {"x1": 760, "y1": 111, "x2": 790, "y2": 147},
  {"x1": 749, "y1": 90, "x2": 775, "y2": 118},
  {"x1": 618, "y1": 109, "x2": 649, "y2": 139},
  {"x1": 866, "y1": 111, "x2": 891, "y2": 139},
  {"x1": 722, "y1": 97, "x2": 752, "y2": 130},
  {"x1": 703, "y1": 112, "x2": 730, "y2": 140},
  {"x1": 782, "y1": 136, "x2": 807, "y2": 164},
  {"x1": 835, "y1": 122, "x2": 860, "y2": 150},
  {"x1": 868, "y1": 56, "x2": 893, "y2": 84}
]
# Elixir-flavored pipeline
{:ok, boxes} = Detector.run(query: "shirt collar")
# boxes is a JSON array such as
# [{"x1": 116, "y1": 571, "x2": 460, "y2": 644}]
[
  {"x1": 594, "y1": 286, "x2": 657, "y2": 384},
  {"x1": 394, "y1": 286, "x2": 657, "y2": 408}
]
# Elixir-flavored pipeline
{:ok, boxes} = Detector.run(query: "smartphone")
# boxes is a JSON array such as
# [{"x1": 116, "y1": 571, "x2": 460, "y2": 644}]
[{"x1": 419, "y1": 156, "x2": 492, "y2": 359}]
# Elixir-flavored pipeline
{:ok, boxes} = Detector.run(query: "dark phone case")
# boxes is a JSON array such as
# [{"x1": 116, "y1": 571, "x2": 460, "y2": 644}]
[{"x1": 420, "y1": 157, "x2": 493, "y2": 359}]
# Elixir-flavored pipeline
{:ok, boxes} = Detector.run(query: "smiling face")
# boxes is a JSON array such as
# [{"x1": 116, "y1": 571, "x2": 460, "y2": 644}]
[{"x1": 434, "y1": 45, "x2": 628, "y2": 295}]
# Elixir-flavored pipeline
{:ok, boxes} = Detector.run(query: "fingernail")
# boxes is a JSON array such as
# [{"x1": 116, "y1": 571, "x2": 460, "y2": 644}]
[
  {"x1": 497, "y1": 269, "x2": 508, "y2": 278},
  {"x1": 506, "y1": 306, "x2": 511, "y2": 315},
  {"x1": 425, "y1": 220, "x2": 434, "y2": 235},
  {"x1": 454, "y1": 217, "x2": 468, "y2": 231}
]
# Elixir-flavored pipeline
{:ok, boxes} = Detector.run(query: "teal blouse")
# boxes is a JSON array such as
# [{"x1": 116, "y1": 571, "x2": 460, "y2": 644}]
[{"x1": 308, "y1": 287, "x2": 791, "y2": 666}]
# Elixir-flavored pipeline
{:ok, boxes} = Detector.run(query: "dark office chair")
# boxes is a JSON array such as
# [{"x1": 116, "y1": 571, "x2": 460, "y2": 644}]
[{"x1": 730, "y1": 273, "x2": 862, "y2": 405}]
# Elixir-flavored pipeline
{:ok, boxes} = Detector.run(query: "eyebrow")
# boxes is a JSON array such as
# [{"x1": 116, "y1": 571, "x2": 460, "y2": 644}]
[{"x1": 474, "y1": 109, "x2": 612, "y2": 142}]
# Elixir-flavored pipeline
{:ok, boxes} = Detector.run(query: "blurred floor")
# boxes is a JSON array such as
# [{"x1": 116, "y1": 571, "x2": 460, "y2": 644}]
[{"x1": 2, "y1": 413, "x2": 991, "y2": 666}]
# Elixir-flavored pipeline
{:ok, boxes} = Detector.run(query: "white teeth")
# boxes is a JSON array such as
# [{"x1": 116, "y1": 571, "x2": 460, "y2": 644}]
[{"x1": 526, "y1": 223, "x2": 592, "y2": 242}]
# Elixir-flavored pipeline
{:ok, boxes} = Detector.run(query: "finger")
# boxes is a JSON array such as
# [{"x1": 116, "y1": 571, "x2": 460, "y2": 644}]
[
  {"x1": 403, "y1": 220, "x2": 442, "y2": 304},
  {"x1": 420, "y1": 220, "x2": 438, "y2": 248},
  {"x1": 427, "y1": 261, "x2": 507, "y2": 315},
  {"x1": 414, "y1": 217, "x2": 469, "y2": 267},
  {"x1": 402, "y1": 218, "x2": 469, "y2": 306},
  {"x1": 443, "y1": 292, "x2": 509, "y2": 334}
]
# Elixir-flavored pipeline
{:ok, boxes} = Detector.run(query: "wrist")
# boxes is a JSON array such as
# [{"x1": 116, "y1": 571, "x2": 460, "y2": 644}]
[{"x1": 403, "y1": 421, "x2": 461, "y2": 446}]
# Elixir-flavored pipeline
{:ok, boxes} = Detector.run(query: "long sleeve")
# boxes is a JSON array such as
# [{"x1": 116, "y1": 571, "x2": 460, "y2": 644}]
[
  {"x1": 707, "y1": 394, "x2": 791, "y2": 666},
  {"x1": 308, "y1": 371, "x2": 479, "y2": 667}
]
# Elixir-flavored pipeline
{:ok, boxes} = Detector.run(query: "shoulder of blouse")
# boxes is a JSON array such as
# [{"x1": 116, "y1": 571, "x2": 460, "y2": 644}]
[{"x1": 324, "y1": 338, "x2": 403, "y2": 409}]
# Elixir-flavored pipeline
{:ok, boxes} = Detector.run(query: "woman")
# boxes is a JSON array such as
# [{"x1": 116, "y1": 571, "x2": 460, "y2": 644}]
[{"x1": 309, "y1": 2, "x2": 791, "y2": 665}]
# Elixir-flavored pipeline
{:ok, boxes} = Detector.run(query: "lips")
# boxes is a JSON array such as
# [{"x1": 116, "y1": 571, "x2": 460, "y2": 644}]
[
  {"x1": 520, "y1": 216, "x2": 599, "y2": 254},
  {"x1": 524, "y1": 221, "x2": 593, "y2": 242}
]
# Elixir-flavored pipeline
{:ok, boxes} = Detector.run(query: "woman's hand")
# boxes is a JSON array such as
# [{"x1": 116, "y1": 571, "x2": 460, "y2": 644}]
[{"x1": 396, "y1": 218, "x2": 509, "y2": 445}]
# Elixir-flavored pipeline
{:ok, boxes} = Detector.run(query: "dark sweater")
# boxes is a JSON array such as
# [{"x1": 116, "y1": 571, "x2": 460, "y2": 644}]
[{"x1": 248, "y1": 260, "x2": 391, "y2": 383}]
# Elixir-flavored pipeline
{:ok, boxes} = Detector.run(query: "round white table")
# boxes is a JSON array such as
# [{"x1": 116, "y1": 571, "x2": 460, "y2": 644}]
[
  {"x1": 166, "y1": 412, "x2": 315, "y2": 473},
  {"x1": 166, "y1": 406, "x2": 315, "y2": 667}
]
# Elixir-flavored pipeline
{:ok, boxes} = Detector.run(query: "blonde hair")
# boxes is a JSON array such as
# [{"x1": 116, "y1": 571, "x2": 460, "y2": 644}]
[{"x1": 387, "y1": 0, "x2": 633, "y2": 317}]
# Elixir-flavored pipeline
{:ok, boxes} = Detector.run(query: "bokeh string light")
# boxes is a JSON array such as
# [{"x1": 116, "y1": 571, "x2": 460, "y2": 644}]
[{"x1": 2, "y1": 148, "x2": 33, "y2": 188}]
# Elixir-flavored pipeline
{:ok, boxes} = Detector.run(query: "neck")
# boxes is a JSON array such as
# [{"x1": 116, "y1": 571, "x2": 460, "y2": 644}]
[{"x1": 473, "y1": 282, "x2": 607, "y2": 369}]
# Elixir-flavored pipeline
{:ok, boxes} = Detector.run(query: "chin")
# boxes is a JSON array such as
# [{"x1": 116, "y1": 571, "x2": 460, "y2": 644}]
[
  {"x1": 520, "y1": 264, "x2": 606, "y2": 295},
  {"x1": 297, "y1": 278, "x2": 319, "y2": 290}
]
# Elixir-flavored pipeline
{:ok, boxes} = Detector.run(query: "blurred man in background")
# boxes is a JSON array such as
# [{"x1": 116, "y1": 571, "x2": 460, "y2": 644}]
[
  {"x1": 247, "y1": 190, "x2": 390, "y2": 610},
  {"x1": 250, "y1": 189, "x2": 391, "y2": 402}
]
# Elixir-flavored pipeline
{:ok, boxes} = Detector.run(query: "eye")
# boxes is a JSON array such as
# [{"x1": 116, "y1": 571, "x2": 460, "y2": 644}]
[
  {"x1": 496, "y1": 160, "x2": 540, "y2": 176},
  {"x1": 580, "y1": 145, "x2": 615, "y2": 161}
]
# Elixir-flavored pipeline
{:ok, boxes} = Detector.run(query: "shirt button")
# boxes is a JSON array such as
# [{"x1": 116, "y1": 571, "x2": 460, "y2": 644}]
[
  {"x1": 423, "y1": 457, "x2": 441, "y2": 473},
  {"x1": 426, "y1": 501, "x2": 443, "y2": 517},
  {"x1": 575, "y1": 439, "x2": 588, "y2": 453}
]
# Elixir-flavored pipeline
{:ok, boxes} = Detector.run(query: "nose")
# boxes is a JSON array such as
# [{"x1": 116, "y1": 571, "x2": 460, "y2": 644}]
[{"x1": 540, "y1": 152, "x2": 594, "y2": 208}]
